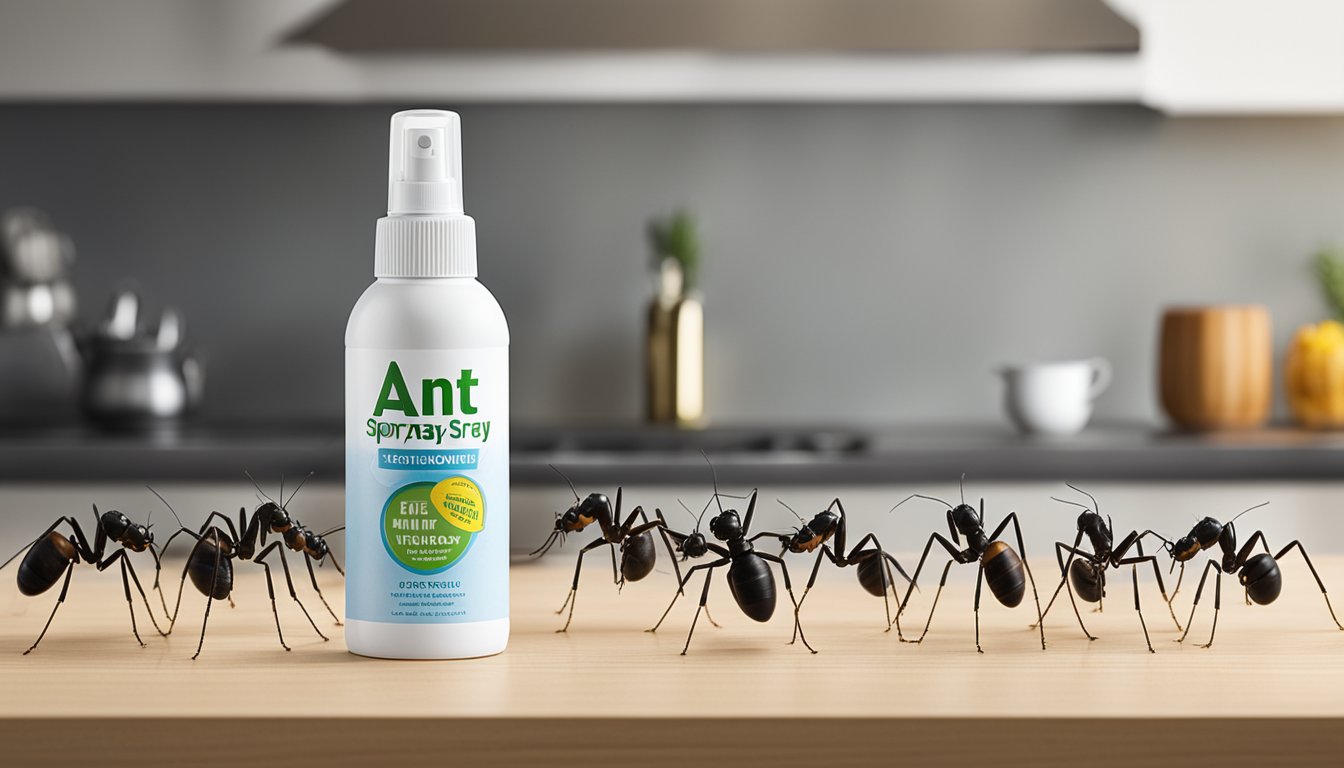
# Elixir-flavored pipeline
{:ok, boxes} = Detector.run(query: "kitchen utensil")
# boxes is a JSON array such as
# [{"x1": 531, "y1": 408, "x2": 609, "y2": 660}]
[
  {"x1": 79, "y1": 291, "x2": 203, "y2": 431},
  {"x1": 0, "y1": 208, "x2": 77, "y2": 331},
  {"x1": 999, "y1": 358, "x2": 1111, "y2": 437},
  {"x1": 1159, "y1": 305, "x2": 1271, "y2": 430}
]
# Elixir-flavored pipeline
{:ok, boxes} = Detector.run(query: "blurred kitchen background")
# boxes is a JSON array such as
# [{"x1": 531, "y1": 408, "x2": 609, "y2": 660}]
[{"x1": 5, "y1": 0, "x2": 1344, "y2": 564}]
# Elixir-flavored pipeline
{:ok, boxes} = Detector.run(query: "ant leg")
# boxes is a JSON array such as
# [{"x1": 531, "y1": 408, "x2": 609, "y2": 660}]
[
  {"x1": 191, "y1": 534, "x2": 226, "y2": 660},
  {"x1": 303, "y1": 553, "x2": 342, "y2": 626},
  {"x1": 758, "y1": 552, "x2": 816, "y2": 653},
  {"x1": 1034, "y1": 536, "x2": 1081, "y2": 626},
  {"x1": 251, "y1": 543, "x2": 293, "y2": 651},
  {"x1": 703, "y1": 604, "x2": 721, "y2": 629},
  {"x1": 974, "y1": 562, "x2": 986, "y2": 653},
  {"x1": 121, "y1": 552, "x2": 168, "y2": 636},
  {"x1": 882, "y1": 553, "x2": 912, "y2": 634},
  {"x1": 558, "y1": 538, "x2": 610, "y2": 632},
  {"x1": 116, "y1": 554, "x2": 147, "y2": 648},
  {"x1": 99, "y1": 549, "x2": 167, "y2": 638},
  {"x1": 651, "y1": 520, "x2": 685, "y2": 595},
  {"x1": 790, "y1": 547, "x2": 833, "y2": 644},
  {"x1": 327, "y1": 551, "x2": 345, "y2": 576},
  {"x1": 1170, "y1": 560, "x2": 1186, "y2": 605},
  {"x1": 1200, "y1": 571, "x2": 1222, "y2": 648},
  {"x1": 1274, "y1": 541, "x2": 1344, "y2": 630},
  {"x1": 1133, "y1": 563, "x2": 1153, "y2": 652},
  {"x1": 1132, "y1": 537, "x2": 1182, "y2": 631},
  {"x1": 609, "y1": 544, "x2": 620, "y2": 587},
  {"x1": 1116, "y1": 555, "x2": 1160, "y2": 652},
  {"x1": 1177, "y1": 560, "x2": 1219, "y2": 644},
  {"x1": 258, "y1": 543, "x2": 327, "y2": 642},
  {"x1": 910, "y1": 560, "x2": 954, "y2": 644},
  {"x1": 647, "y1": 558, "x2": 729, "y2": 633},
  {"x1": 681, "y1": 569, "x2": 718, "y2": 656},
  {"x1": 896, "y1": 532, "x2": 963, "y2": 642},
  {"x1": 1034, "y1": 540, "x2": 1094, "y2": 644},
  {"x1": 23, "y1": 561, "x2": 74, "y2": 655}
]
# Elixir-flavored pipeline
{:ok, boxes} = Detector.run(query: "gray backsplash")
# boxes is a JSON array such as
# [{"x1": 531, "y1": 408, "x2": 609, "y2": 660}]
[{"x1": 1, "y1": 104, "x2": 1340, "y2": 427}]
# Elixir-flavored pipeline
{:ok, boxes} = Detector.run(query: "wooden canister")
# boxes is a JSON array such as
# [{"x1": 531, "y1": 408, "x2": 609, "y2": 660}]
[{"x1": 1159, "y1": 305, "x2": 1272, "y2": 430}]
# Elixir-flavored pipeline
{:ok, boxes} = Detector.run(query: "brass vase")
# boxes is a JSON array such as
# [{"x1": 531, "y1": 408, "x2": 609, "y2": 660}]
[{"x1": 646, "y1": 258, "x2": 703, "y2": 425}]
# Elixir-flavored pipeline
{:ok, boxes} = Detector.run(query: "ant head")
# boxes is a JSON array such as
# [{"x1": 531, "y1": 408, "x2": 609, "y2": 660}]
[
  {"x1": 258, "y1": 500, "x2": 292, "y2": 531},
  {"x1": 104, "y1": 509, "x2": 154, "y2": 552},
  {"x1": 950, "y1": 503, "x2": 980, "y2": 531},
  {"x1": 1169, "y1": 534, "x2": 1201, "y2": 562},
  {"x1": 708, "y1": 509, "x2": 742, "y2": 542},
  {"x1": 99, "y1": 508, "x2": 132, "y2": 540},
  {"x1": 555, "y1": 493, "x2": 605, "y2": 533},
  {"x1": 303, "y1": 530, "x2": 330, "y2": 558},
  {"x1": 681, "y1": 531, "x2": 710, "y2": 559},
  {"x1": 1077, "y1": 509, "x2": 1105, "y2": 534}
]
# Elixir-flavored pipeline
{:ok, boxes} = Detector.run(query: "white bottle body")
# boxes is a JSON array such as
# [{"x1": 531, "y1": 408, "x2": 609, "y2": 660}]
[{"x1": 345, "y1": 276, "x2": 510, "y2": 659}]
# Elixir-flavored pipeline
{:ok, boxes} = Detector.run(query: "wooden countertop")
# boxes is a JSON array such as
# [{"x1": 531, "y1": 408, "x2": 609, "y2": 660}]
[{"x1": 2, "y1": 553, "x2": 1343, "y2": 766}]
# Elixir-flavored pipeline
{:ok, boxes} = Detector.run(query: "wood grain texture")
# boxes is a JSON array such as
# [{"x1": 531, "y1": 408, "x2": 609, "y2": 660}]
[
  {"x1": 1160, "y1": 305, "x2": 1273, "y2": 430},
  {"x1": 2, "y1": 553, "x2": 1344, "y2": 766}
]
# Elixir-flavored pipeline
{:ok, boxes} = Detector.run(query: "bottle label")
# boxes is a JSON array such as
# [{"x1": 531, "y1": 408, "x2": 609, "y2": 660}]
[{"x1": 345, "y1": 347, "x2": 508, "y2": 624}]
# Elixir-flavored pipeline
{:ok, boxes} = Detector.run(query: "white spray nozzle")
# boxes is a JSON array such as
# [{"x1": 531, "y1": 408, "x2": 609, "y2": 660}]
[{"x1": 388, "y1": 110, "x2": 463, "y2": 215}]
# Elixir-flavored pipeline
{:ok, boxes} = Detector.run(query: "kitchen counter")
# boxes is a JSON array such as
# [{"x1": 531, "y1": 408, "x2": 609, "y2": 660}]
[
  {"x1": 2, "y1": 556, "x2": 1343, "y2": 766},
  {"x1": 6, "y1": 422, "x2": 1344, "y2": 483}
]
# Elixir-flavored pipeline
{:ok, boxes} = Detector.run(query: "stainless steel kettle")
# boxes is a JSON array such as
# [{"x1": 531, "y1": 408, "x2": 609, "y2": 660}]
[{"x1": 79, "y1": 291, "x2": 204, "y2": 431}]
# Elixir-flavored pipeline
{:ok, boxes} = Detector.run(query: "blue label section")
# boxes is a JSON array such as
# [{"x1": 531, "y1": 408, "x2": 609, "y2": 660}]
[{"x1": 378, "y1": 448, "x2": 479, "y2": 471}]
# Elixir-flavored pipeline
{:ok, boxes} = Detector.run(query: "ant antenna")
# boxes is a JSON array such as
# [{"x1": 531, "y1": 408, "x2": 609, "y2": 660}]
[
  {"x1": 678, "y1": 498, "x2": 713, "y2": 531},
  {"x1": 284, "y1": 471, "x2": 315, "y2": 509},
  {"x1": 1064, "y1": 482, "x2": 1101, "y2": 515},
  {"x1": 145, "y1": 485, "x2": 185, "y2": 530},
  {"x1": 701, "y1": 451, "x2": 725, "y2": 514},
  {"x1": 549, "y1": 464, "x2": 580, "y2": 502},
  {"x1": 1051, "y1": 496, "x2": 1091, "y2": 512},
  {"x1": 245, "y1": 470, "x2": 276, "y2": 504},
  {"x1": 890, "y1": 493, "x2": 953, "y2": 513},
  {"x1": 676, "y1": 498, "x2": 699, "y2": 526},
  {"x1": 776, "y1": 499, "x2": 806, "y2": 524},
  {"x1": 959, "y1": 474, "x2": 966, "y2": 505},
  {"x1": 1230, "y1": 501, "x2": 1270, "y2": 524}
]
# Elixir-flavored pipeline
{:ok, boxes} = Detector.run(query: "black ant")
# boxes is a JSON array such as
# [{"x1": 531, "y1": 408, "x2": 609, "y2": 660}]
[
  {"x1": 530, "y1": 466, "x2": 676, "y2": 633},
  {"x1": 1164, "y1": 502, "x2": 1343, "y2": 648},
  {"x1": 646, "y1": 457, "x2": 814, "y2": 655},
  {"x1": 892, "y1": 478, "x2": 1045, "y2": 653},
  {"x1": 772, "y1": 498, "x2": 912, "y2": 642},
  {"x1": 1, "y1": 505, "x2": 167, "y2": 654},
  {"x1": 645, "y1": 496, "x2": 748, "y2": 631},
  {"x1": 154, "y1": 475, "x2": 339, "y2": 658},
  {"x1": 1034, "y1": 484, "x2": 1178, "y2": 652}
]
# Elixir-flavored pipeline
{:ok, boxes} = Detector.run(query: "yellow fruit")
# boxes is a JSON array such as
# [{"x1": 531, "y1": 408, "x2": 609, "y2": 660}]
[{"x1": 1286, "y1": 320, "x2": 1344, "y2": 427}]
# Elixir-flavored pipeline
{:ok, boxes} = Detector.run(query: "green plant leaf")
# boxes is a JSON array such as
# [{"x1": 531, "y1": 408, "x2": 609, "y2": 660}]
[
  {"x1": 646, "y1": 210, "x2": 700, "y2": 291},
  {"x1": 1317, "y1": 247, "x2": 1344, "y2": 321}
]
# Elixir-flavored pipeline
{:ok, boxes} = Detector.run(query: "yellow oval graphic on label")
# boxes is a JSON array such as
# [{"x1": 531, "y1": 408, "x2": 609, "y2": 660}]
[{"x1": 430, "y1": 476, "x2": 485, "y2": 533}]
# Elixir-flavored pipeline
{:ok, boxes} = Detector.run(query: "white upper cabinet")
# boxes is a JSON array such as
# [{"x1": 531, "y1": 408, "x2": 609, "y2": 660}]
[
  {"x1": 1112, "y1": 0, "x2": 1344, "y2": 114},
  {"x1": 0, "y1": 0, "x2": 1336, "y2": 112}
]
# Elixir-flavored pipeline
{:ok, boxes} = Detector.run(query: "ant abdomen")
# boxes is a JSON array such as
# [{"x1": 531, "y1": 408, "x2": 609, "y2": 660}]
[
  {"x1": 619, "y1": 532, "x2": 657, "y2": 582},
  {"x1": 856, "y1": 556, "x2": 891, "y2": 597},
  {"x1": 1069, "y1": 558, "x2": 1105, "y2": 603},
  {"x1": 983, "y1": 541, "x2": 1026, "y2": 608},
  {"x1": 1240, "y1": 553, "x2": 1283, "y2": 605}
]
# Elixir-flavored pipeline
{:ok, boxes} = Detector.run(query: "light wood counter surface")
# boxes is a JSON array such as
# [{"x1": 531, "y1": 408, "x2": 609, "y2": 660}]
[{"x1": 1, "y1": 552, "x2": 1343, "y2": 766}]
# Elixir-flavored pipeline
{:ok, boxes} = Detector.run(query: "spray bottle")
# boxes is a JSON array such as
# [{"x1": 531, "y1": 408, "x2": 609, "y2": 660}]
[{"x1": 345, "y1": 110, "x2": 509, "y2": 659}]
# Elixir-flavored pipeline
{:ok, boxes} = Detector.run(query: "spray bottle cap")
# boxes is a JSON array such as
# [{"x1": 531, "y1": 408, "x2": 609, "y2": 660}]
[
  {"x1": 388, "y1": 110, "x2": 463, "y2": 215},
  {"x1": 376, "y1": 109, "x2": 477, "y2": 277}
]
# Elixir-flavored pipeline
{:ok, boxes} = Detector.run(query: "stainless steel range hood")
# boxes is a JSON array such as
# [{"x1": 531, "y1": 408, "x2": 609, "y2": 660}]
[{"x1": 288, "y1": 0, "x2": 1139, "y2": 53}]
